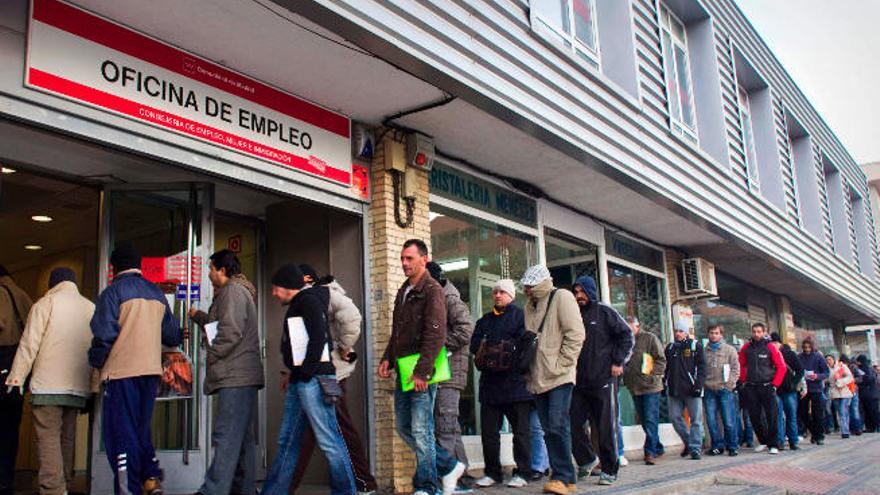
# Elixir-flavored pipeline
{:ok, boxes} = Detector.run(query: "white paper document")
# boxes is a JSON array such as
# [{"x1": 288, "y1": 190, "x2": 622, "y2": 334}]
[
  {"x1": 722, "y1": 363, "x2": 731, "y2": 383},
  {"x1": 205, "y1": 321, "x2": 219, "y2": 346},
  {"x1": 287, "y1": 317, "x2": 330, "y2": 365}
]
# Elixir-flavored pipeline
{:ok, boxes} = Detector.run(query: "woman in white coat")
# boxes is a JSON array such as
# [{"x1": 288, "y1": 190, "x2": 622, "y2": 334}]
[{"x1": 828, "y1": 354, "x2": 855, "y2": 438}]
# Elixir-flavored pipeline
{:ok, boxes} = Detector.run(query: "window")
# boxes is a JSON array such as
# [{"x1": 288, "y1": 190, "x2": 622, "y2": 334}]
[
  {"x1": 658, "y1": 2, "x2": 697, "y2": 141},
  {"x1": 531, "y1": 0, "x2": 600, "y2": 66},
  {"x1": 737, "y1": 86, "x2": 760, "y2": 189}
]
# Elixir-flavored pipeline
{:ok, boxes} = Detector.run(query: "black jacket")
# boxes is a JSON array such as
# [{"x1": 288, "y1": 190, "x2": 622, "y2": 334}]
[
  {"x1": 777, "y1": 344, "x2": 804, "y2": 394},
  {"x1": 469, "y1": 304, "x2": 532, "y2": 405},
  {"x1": 857, "y1": 360, "x2": 879, "y2": 400},
  {"x1": 664, "y1": 337, "x2": 706, "y2": 398},
  {"x1": 572, "y1": 276, "x2": 634, "y2": 390},
  {"x1": 281, "y1": 286, "x2": 335, "y2": 382}
]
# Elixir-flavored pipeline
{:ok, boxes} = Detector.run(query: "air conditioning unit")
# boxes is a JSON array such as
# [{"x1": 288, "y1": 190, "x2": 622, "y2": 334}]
[{"x1": 681, "y1": 258, "x2": 717, "y2": 297}]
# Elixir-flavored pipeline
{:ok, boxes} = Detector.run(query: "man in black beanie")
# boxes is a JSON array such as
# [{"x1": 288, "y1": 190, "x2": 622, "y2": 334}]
[
  {"x1": 90, "y1": 243, "x2": 182, "y2": 495},
  {"x1": 261, "y1": 264, "x2": 355, "y2": 495}
]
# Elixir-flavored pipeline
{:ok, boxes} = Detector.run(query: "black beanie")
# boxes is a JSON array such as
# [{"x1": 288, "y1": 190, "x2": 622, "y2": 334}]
[
  {"x1": 49, "y1": 267, "x2": 77, "y2": 289},
  {"x1": 110, "y1": 242, "x2": 142, "y2": 272},
  {"x1": 426, "y1": 261, "x2": 446, "y2": 286},
  {"x1": 770, "y1": 332, "x2": 782, "y2": 343},
  {"x1": 272, "y1": 264, "x2": 305, "y2": 290},
  {"x1": 298, "y1": 264, "x2": 319, "y2": 283}
]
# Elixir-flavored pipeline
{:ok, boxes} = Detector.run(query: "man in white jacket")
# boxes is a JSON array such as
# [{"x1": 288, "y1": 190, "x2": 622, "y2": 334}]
[{"x1": 5, "y1": 268, "x2": 94, "y2": 495}]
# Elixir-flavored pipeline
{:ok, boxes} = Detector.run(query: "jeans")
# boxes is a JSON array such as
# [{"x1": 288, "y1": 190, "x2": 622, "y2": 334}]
[
  {"x1": 776, "y1": 391, "x2": 799, "y2": 448},
  {"x1": 261, "y1": 376, "x2": 354, "y2": 495},
  {"x1": 535, "y1": 384, "x2": 575, "y2": 484},
  {"x1": 616, "y1": 392, "x2": 625, "y2": 457},
  {"x1": 834, "y1": 398, "x2": 852, "y2": 436},
  {"x1": 633, "y1": 392, "x2": 663, "y2": 458},
  {"x1": 199, "y1": 386, "x2": 257, "y2": 495},
  {"x1": 394, "y1": 384, "x2": 458, "y2": 493},
  {"x1": 703, "y1": 388, "x2": 738, "y2": 452},
  {"x1": 849, "y1": 392, "x2": 863, "y2": 432},
  {"x1": 529, "y1": 407, "x2": 550, "y2": 473},
  {"x1": 667, "y1": 395, "x2": 703, "y2": 453}
]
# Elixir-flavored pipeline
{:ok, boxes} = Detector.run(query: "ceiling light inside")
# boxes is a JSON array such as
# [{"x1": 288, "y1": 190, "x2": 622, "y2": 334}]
[
  {"x1": 1, "y1": 167, "x2": 15, "y2": 174},
  {"x1": 24, "y1": 244, "x2": 43, "y2": 251},
  {"x1": 31, "y1": 215, "x2": 53, "y2": 223}
]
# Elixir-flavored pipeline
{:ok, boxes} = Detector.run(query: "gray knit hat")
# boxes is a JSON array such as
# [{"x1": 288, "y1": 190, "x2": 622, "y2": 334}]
[{"x1": 493, "y1": 279, "x2": 516, "y2": 299}]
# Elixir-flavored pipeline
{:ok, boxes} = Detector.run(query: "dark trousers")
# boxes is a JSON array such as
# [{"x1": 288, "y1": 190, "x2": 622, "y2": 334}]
[
  {"x1": 480, "y1": 401, "x2": 532, "y2": 482},
  {"x1": 291, "y1": 379, "x2": 376, "y2": 493},
  {"x1": 103, "y1": 376, "x2": 162, "y2": 495},
  {"x1": 0, "y1": 388, "x2": 24, "y2": 495},
  {"x1": 200, "y1": 386, "x2": 258, "y2": 495},
  {"x1": 862, "y1": 397, "x2": 880, "y2": 432},
  {"x1": 570, "y1": 381, "x2": 619, "y2": 476},
  {"x1": 741, "y1": 383, "x2": 778, "y2": 449},
  {"x1": 800, "y1": 392, "x2": 825, "y2": 441}
]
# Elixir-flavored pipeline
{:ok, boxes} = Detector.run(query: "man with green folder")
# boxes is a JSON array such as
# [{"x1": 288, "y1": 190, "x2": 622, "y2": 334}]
[{"x1": 378, "y1": 239, "x2": 466, "y2": 495}]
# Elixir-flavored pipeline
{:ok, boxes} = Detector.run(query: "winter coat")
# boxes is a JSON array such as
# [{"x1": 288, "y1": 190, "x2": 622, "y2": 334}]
[
  {"x1": 192, "y1": 275, "x2": 264, "y2": 395},
  {"x1": 829, "y1": 362, "x2": 854, "y2": 400},
  {"x1": 798, "y1": 351, "x2": 830, "y2": 394},
  {"x1": 738, "y1": 337, "x2": 786, "y2": 388},
  {"x1": 776, "y1": 344, "x2": 804, "y2": 395},
  {"x1": 0, "y1": 275, "x2": 33, "y2": 347},
  {"x1": 322, "y1": 279, "x2": 362, "y2": 382},
  {"x1": 524, "y1": 278, "x2": 585, "y2": 395},
  {"x1": 623, "y1": 330, "x2": 666, "y2": 395},
  {"x1": 703, "y1": 341, "x2": 740, "y2": 391},
  {"x1": 857, "y1": 360, "x2": 878, "y2": 400},
  {"x1": 382, "y1": 271, "x2": 447, "y2": 381},
  {"x1": 440, "y1": 282, "x2": 473, "y2": 390},
  {"x1": 469, "y1": 303, "x2": 532, "y2": 405},
  {"x1": 5, "y1": 282, "x2": 94, "y2": 397},
  {"x1": 664, "y1": 337, "x2": 706, "y2": 398},
  {"x1": 89, "y1": 270, "x2": 182, "y2": 381},
  {"x1": 281, "y1": 286, "x2": 335, "y2": 382},
  {"x1": 573, "y1": 276, "x2": 633, "y2": 390}
]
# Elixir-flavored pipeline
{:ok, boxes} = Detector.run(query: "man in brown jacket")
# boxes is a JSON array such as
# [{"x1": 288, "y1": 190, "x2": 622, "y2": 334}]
[
  {"x1": 703, "y1": 324, "x2": 741, "y2": 456},
  {"x1": 0, "y1": 265, "x2": 33, "y2": 495},
  {"x1": 622, "y1": 316, "x2": 667, "y2": 465},
  {"x1": 521, "y1": 265, "x2": 584, "y2": 495},
  {"x1": 378, "y1": 239, "x2": 465, "y2": 495}
]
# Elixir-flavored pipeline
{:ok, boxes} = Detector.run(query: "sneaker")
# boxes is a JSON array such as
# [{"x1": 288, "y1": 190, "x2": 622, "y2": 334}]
[
  {"x1": 842, "y1": 434, "x2": 850, "y2": 439},
  {"x1": 754, "y1": 444, "x2": 767, "y2": 453},
  {"x1": 789, "y1": 444, "x2": 800, "y2": 451},
  {"x1": 542, "y1": 480, "x2": 569, "y2": 495},
  {"x1": 453, "y1": 485, "x2": 473, "y2": 494},
  {"x1": 728, "y1": 450, "x2": 738, "y2": 457},
  {"x1": 413, "y1": 491, "x2": 432, "y2": 495},
  {"x1": 768, "y1": 447, "x2": 779, "y2": 455},
  {"x1": 577, "y1": 457, "x2": 600, "y2": 479},
  {"x1": 598, "y1": 472, "x2": 617, "y2": 486},
  {"x1": 618, "y1": 455, "x2": 629, "y2": 467},
  {"x1": 143, "y1": 478, "x2": 163, "y2": 495},
  {"x1": 690, "y1": 450, "x2": 702, "y2": 460},
  {"x1": 816, "y1": 438, "x2": 825, "y2": 445},
  {"x1": 708, "y1": 448, "x2": 723, "y2": 456},
  {"x1": 442, "y1": 462, "x2": 466, "y2": 495},
  {"x1": 507, "y1": 475, "x2": 528, "y2": 488},
  {"x1": 528, "y1": 471, "x2": 545, "y2": 482},
  {"x1": 474, "y1": 476, "x2": 496, "y2": 488}
]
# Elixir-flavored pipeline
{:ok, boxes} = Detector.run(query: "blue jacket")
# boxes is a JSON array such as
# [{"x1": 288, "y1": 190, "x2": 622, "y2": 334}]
[
  {"x1": 89, "y1": 271, "x2": 181, "y2": 380},
  {"x1": 470, "y1": 303, "x2": 532, "y2": 405},
  {"x1": 798, "y1": 350, "x2": 829, "y2": 394}
]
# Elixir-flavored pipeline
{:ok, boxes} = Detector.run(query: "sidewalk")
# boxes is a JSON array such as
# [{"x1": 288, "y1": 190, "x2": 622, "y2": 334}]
[{"x1": 473, "y1": 432, "x2": 880, "y2": 495}]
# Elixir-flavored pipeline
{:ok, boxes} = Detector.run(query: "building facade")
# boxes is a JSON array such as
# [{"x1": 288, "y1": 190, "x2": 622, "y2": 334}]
[{"x1": 1, "y1": 0, "x2": 879, "y2": 493}]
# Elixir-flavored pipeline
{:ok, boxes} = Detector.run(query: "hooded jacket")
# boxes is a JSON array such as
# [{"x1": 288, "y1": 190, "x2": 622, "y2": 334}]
[
  {"x1": 856, "y1": 356, "x2": 878, "y2": 400},
  {"x1": 281, "y1": 285, "x2": 335, "y2": 382},
  {"x1": 192, "y1": 274, "x2": 264, "y2": 395},
  {"x1": 776, "y1": 343, "x2": 804, "y2": 395},
  {"x1": 738, "y1": 337, "x2": 786, "y2": 387},
  {"x1": 439, "y1": 281, "x2": 474, "y2": 390},
  {"x1": 321, "y1": 278, "x2": 363, "y2": 382},
  {"x1": 798, "y1": 350, "x2": 830, "y2": 394},
  {"x1": 572, "y1": 276, "x2": 633, "y2": 390},
  {"x1": 664, "y1": 336, "x2": 706, "y2": 398},
  {"x1": 470, "y1": 303, "x2": 532, "y2": 405},
  {"x1": 524, "y1": 278, "x2": 585, "y2": 395},
  {"x1": 623, "y1": 330, "x2": 666, "y2": 395},
  {"x1": 5, "y1": 281, "x2": 94, "y2": 397}
]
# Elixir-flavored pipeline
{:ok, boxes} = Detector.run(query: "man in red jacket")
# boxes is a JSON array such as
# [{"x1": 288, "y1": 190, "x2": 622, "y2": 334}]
[{"x1": 738, "y1": 323, "x2": 787, "y2": 454}]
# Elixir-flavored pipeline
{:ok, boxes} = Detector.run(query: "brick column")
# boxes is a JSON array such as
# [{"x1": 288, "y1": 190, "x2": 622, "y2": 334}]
[{"x1": 368, "y1": 135, "x2": 431, "y2": 493}]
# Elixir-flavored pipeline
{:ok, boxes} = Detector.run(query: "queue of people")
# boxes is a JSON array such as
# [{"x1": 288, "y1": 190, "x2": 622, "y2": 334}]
[{"x1": 2, "y1": 239, "x2": 880, "y2": 495}]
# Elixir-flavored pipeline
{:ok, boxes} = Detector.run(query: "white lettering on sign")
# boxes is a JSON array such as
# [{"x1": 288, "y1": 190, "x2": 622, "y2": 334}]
[{"x1": 25, "y1": 0, "x2": 351, "y2": 185}]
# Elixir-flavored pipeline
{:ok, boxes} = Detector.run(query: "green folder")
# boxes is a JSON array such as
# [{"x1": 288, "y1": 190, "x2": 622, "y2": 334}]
[{"x1": 397, "y1": 346, "x2": 451, "y2": 392}]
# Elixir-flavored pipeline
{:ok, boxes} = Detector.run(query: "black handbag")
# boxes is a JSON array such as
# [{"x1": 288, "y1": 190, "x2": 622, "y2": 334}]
[
  {"x1": 512, "y1": 289, "x2": 557, "y2": 375},
  {"x1": 317, "y1": 376, "x2": 343, "y2": 405},
  {"x1": 474, "y1": 338, "x2": 515, "y2": 372}
]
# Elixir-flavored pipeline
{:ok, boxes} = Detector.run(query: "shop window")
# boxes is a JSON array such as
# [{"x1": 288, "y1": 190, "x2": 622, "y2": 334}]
[
  {"x1": 658, "y1": 2, "x2": 697, "y2": 142},
  {"x1": 530, "y1": 0, "x2": 601, "y2": 67},
  {"x1": 430, "y1": 204, "x2": 537, "y2": 435},
  {"x1": 792, "y1": 310, "x2": 838, "y2": 358},
  {"x1": 544, "y1": 228, "x2": 599, "y2": 290}
]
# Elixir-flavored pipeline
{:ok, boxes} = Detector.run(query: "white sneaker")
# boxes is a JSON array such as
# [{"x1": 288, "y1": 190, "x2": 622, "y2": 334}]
[
  {"x1": 507, "y1": 475, "x2": 528, "y2": 488},
  {"x1": 474, "y1": 476, "x2": 496, "y2": 488},
  {"x1": 413, "y1": 491, "x2": 432, "y2": 495},
  {"x1": 768, "y1": 447, "x2": 779, "y2": 455},
  {"x1": 619, "y1": 455, "x2": 629, "y2": 467},
  {"x1": 442, "y1": 462, "x2": 467, "y2": 495},
  {"x1": 754, "y1": 444, "x2": 767, "y2": 453}
]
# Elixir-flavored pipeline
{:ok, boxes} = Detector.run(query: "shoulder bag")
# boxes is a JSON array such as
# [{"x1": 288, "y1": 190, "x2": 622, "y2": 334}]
[{"x1": 512, "y1": 289, "x2": 557, "y2": 375}]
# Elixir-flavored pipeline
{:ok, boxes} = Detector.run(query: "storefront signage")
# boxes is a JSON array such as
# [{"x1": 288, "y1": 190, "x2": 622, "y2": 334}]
[
  {"x1": 604, "y1": 231, "x2": 664, "y2": 272},
  {"x1": 25, "y1": 0, "x2": 352, "y2": 186},
  {"x1": 429, "y1": 164, "x2": 537, "y2": 226}
]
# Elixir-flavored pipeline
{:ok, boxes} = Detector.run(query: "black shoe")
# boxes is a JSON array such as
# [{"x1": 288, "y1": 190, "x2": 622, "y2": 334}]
[
  {"x1": 528, "y1": 470, "x2": 545, "y2": 482},
  {"x1": 690, "y1": 451, "x2": 702, "y2": 460},
  {"x1": 789, "y1": 444, "x2": 800, "y2": 451},
  {"x1": 708, "y1": 448, "x2": 723, "y2": 456},
  {"x1": 816, "y1": 438, "x2": 825, "y2": 445},
  {"x1": 728, "y1": 450, "x2": 738, "y2": 457},
  {"x1": 680, "y1": 448, "x2": 689, "y2": 457},
  {"x1": 842, "y1": 434, "x2": 850, "y2": 439}
]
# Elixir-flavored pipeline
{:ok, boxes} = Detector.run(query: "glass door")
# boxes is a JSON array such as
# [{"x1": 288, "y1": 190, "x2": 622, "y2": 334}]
[{"x1": 91, "y1": 183, "x2": 213, "y2": 494}]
